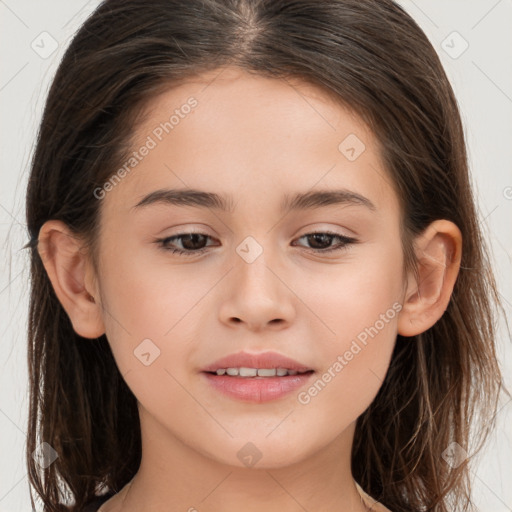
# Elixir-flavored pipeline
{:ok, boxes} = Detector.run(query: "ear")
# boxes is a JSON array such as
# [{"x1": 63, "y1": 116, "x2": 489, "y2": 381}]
[
  {"x1": 398, "y1": 219, "x2": 462, "y2": 337},
  {"x1": 37, "y1": 220, "x2": 105, "y2": 339}
]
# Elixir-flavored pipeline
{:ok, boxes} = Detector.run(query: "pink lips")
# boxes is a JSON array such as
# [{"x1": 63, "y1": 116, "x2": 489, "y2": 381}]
[
  {"x1": 201, "y1": 351, "x2": 313, "y2": 373},
  {"x1": 201, "y1": 351, "x2": 315, "y2": 403}
]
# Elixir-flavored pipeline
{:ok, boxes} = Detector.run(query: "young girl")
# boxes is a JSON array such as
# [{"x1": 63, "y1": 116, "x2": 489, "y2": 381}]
[{"x1": 25, "y1": 1, "x2": 505, "y2": 511}]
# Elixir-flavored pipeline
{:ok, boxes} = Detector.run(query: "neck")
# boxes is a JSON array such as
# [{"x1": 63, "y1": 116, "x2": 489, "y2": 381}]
[{"x1": 113, "y1": 407, "x2": 369, "y2": 512}]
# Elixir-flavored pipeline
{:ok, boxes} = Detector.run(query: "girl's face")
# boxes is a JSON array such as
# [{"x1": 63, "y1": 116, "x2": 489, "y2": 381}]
[{"x1": 92, "y1": 66, "x2": 406, "y2": 468}]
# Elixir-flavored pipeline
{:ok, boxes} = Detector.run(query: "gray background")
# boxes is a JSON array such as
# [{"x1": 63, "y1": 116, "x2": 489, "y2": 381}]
[{"x1": 1, "y1": 1, "x2": 511, "y2": 510}]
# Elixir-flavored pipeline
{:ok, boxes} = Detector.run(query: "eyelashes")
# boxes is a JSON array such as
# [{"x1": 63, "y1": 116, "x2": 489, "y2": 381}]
[
  {"x1": 155, "y1": 231, "x2": 358, "y2": 257},
  {"x1": 156, "y1": 233, "x2": 214, "y2": 256}
]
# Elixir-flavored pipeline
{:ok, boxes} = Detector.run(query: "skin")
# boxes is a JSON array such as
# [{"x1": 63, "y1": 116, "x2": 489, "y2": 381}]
[{"x1": 38, "y1": 66, "x2": 462, "y2": 512}]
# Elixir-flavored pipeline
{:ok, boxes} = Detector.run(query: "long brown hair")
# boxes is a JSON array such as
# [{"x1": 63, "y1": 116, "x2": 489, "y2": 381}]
[{"x1": 25, "y1": 1, "x2": 506, "y2": 510}]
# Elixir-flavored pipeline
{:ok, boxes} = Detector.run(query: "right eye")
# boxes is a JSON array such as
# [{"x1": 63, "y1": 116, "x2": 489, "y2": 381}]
[{"x1": 292, "y1": 231, "x2": 358, "y2": 254}]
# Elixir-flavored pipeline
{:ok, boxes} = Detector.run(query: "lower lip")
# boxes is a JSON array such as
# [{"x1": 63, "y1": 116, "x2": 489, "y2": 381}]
[{"x1": 201, "y1": 371, "x2": 315, "y2": 403}]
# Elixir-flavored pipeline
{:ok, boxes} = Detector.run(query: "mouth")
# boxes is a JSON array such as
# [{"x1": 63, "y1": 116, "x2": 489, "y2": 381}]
[
  {"x1": 201, "y1": 369, "x2": 315, "y2": 403},
  {"x1": 204, "y1": 367, "x2": 314, "y2": 377},
  {"x1": 201, "y1": 350, "x2": 314, "y2": 374},
  {"x1": 200, "y1": 351, "x2": 315, "y2": 402}
]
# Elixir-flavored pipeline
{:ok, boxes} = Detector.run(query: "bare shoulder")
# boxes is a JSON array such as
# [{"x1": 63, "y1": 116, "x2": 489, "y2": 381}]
[
  {"x1": 82, "y1": 491, "x2": 117, "y2": 512},
  {"x1": 355, "y1": 482, "x2": 393, "y2": 512}
]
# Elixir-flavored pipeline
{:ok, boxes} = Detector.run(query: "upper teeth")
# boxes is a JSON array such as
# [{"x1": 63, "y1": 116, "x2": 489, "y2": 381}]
[{"x1": 216, "y1": 367, "x2": 301, "y2": 377}]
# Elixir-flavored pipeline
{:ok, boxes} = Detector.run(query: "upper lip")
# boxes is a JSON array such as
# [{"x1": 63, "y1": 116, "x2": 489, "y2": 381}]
[{"x1": 201, "y1": 351, "x2": 314, "y2": 373}]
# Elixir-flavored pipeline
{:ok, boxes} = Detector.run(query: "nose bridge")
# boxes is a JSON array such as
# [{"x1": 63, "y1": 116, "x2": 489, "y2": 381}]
[
  {"x1": 234, "y1": 234, "x2": 282, "y2": 303},
  {"x1": 219, "y1": 233, "x2": 295, "y2": 330}
]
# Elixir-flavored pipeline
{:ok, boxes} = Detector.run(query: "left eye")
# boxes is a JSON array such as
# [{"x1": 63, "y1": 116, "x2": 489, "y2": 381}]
[
  {"x1": 156, "y1": 231, "x2": 358, "y2": 256},
  {"x1": 156, "y1": 233, "x2": 215, "y2": 256}
]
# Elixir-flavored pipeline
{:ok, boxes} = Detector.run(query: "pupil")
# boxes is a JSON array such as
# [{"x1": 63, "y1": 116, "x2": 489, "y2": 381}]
[
  {"x1": 183, "y1": 234, "x2": 206, "y2": 250},
  {"x1": 309, "y1": 233, "x2": 331, "y2": 249}
]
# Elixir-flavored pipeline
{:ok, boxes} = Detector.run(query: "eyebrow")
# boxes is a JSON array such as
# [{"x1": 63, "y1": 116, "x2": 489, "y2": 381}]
[{"x1": 132, "y1": 187, "x2": 376, "y2": 213}]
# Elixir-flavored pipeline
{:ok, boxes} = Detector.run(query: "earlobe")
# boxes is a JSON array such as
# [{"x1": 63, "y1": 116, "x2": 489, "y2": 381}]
[
  {"x1": 397, "y1": 220, "x2": 462, "y2": 337},
  {"x1": 37, "y1": 220, "x2": 105, "y2": 339}
]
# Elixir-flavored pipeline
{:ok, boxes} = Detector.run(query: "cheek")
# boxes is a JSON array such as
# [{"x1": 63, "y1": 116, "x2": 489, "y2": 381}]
[
  {"x1": 98, "y1": 245, "x2": 219, "y2": 338},
  {"x1": 296, "y1": 295, "x2": 400, "y2": 424},
  {"x1": 95, "y1": 249, "x2": 217, "y2": 400},
  {"x1": 293, "y1": 243, "x2": 403, "y2": 404},
  {"x1": 293, "y1": 240, "x2": 404, "y2": 339}
]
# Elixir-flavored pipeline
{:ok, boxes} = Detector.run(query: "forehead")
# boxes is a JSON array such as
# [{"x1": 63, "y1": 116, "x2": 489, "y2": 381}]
[
  {"x1": 101, "y1": 65, "x2": 398, "y2": 218},
  {"x1": 136, "y1": 66, "x2": 370, "y2": 149}
]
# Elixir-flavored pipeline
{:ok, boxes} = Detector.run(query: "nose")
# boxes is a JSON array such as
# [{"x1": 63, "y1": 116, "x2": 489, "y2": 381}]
[{"x1": 218, "y1": 248, "x2": 296, "y2": 332}]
